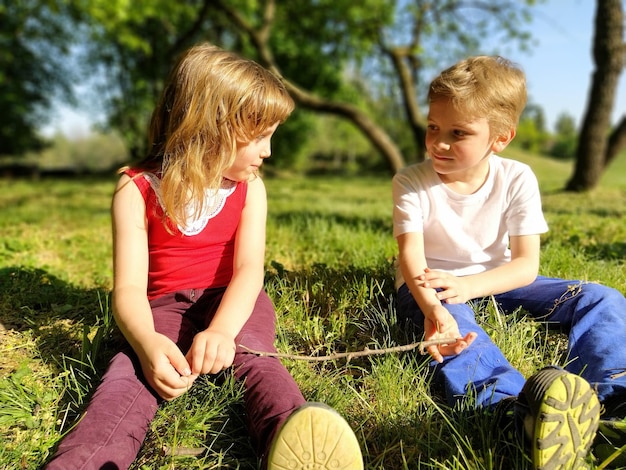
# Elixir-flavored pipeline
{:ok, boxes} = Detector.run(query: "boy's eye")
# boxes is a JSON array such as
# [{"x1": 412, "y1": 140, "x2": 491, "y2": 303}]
[
  {"x1": 427, "y1": 124, "x2": 438, "y2": 131},
  {"x1": 453, "y1": 129, "x2": 468, "y2": 137}
]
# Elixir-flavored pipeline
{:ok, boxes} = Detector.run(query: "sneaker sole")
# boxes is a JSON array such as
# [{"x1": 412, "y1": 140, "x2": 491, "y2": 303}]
[
  {"x1": 267, "y1": 403, "x2": 363, "y2": 470},
  {"x1": 523, "y1": 368, "x2": 600, "y2": 470}
]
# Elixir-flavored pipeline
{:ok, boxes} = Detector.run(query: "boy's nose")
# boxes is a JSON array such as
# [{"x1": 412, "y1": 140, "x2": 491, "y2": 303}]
[{"x1": 434, "y1": 140, "x2": 451, "y2": 150}]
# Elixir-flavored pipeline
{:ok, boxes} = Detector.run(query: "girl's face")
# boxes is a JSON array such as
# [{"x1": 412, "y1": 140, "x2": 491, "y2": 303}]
[
  {"x1": 223, "y1": 122, "x2": 280, "y2": 182},
  {"x1": 425, "y1": 99, "x2": 509, "y2": 183}
]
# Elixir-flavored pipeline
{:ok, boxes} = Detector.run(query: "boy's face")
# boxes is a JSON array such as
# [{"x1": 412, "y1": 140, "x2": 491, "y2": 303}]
[{"x1": 425, "y1": 99, "x2": 509, "y2": 181}]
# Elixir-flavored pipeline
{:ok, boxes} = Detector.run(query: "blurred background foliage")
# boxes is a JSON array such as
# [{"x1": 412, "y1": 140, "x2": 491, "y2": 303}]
[{"x1": 0, "y1": 0, "x2": 623, "y2": 183}]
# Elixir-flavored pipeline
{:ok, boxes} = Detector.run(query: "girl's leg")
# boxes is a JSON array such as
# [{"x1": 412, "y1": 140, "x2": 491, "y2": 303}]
[
  {"x1": 46, "y1": 350, "x2": 159, "y2": 470},
  {"x1": 192, "y1": 288, "x2": 362, "y2": 469},
  {"x1": 495, "y1": 276, "x2": 626, "y2": 402},
  {"x1": 46, "y1": 292, "x2": 197, "y2": 470},
  {"x1": 231, "y1": 291, "x2": 306, "y2": 456},
  {"x1": 396, "y1": 284, "x2": 525, "y2": 408}
]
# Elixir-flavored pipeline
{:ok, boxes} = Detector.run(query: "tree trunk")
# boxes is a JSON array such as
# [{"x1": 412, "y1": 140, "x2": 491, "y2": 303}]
[
  {"x1": 605, "y1": 115, "x2": 626, "y2": 167},
  {"x1": 566, "y1": 0, "x2": 625, "y2": 191}
]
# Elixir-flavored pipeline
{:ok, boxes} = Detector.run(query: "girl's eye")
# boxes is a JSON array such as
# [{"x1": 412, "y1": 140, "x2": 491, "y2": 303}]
[
  {"x1": 427, "y1": 124, "x2": 438, "y2": 131},
  {"x1": 453, "y1": 129, "x2": 467, "y2": 137}
]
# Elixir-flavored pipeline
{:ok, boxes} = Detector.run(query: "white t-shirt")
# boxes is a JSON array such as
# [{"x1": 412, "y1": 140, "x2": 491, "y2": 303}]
[{"x1": 392, "y1": 155, "x2": 548, "y2": 288}]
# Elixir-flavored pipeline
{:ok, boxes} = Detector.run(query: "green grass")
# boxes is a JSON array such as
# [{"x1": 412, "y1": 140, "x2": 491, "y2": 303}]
[{"x1": 0, "y1": 150, "x2": 624, "y2": 469}]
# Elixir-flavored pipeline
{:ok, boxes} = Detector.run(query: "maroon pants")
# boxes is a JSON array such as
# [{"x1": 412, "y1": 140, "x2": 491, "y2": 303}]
[{"x1": 46, "y1": 288, "x2": 306, "y2": 469}]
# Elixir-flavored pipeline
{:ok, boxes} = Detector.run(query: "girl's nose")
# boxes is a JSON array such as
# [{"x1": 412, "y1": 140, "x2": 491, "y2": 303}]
[{"x1": 260, "y1": 144, "x2": 271, "y2": 158}]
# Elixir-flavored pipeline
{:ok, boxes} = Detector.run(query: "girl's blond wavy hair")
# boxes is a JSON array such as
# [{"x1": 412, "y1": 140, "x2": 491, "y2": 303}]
[
  {"x1": 428, "y1": 56, "x2": 527, "y2": 138},
  {"x1": 133, "y1": 43, "x2": 294, "y2": 229}
]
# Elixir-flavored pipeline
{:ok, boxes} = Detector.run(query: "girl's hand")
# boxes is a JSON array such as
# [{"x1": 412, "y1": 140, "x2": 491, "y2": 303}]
[
  {"x1": 419, "y1": 268, "x2": 471, "y2": 304},
  {"x1": 186, "y1": 329, "x2": 236, "y2": 375},
  {"x1": 423, "y1": 305, "x2": 477, "y2": 363},
  {"x1": 136, "y1": 333, "x2": 196, "y2": 401}
]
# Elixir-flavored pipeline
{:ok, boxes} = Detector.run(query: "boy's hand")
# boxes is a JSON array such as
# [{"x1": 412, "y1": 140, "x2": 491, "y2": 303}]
[
  {"x1": 186, "y1": 329, "x2": 236, "y2": 376},
  {"x1": 136, "y1": 333, "x2": 196, "y2": 401},
  {"x1": 423, "y1": 306, "x2": 477, "y2": 363},
  {"x1": 419, "y1": 268, "x2": 471, "y2": 304}
]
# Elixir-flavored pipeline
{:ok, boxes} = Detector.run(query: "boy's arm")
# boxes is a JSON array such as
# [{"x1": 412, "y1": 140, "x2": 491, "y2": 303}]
[
  {"x1": 397, "y1": 232, "x2": 441, "y2": 313},
  {"x1": 397, "y1": 232, "x2": 477, "y2": 362},
  {"x1": 186, "y1": 176, "x2": 267, "y2": 375},
  {"x1": 423, "y1": 234, "x2": 540, "y2": 304}
]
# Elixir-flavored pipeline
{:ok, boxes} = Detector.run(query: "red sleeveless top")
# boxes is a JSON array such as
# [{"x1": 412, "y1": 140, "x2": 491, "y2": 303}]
[{"x1": 125, "y1": 169, "x2": 248, "y2": 300}]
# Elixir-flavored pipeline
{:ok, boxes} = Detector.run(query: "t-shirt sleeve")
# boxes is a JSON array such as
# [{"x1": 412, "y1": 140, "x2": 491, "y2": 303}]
[
  {"x1": 505, "y1": 164, "x2": 549, "y2": 236},
  {"x1": 392, "y1": 168, "x2": 424, "y2": 238}
]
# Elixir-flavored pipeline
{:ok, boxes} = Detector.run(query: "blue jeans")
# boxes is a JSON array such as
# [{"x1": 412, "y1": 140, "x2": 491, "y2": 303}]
[{"x1": 397, "y1": 276, "x2": 626, "y2": 408}]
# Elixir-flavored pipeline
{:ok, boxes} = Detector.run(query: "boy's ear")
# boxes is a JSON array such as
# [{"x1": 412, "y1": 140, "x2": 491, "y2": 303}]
[{"x1": 491, "y1": 128, "x2": 516, "y2": 153}]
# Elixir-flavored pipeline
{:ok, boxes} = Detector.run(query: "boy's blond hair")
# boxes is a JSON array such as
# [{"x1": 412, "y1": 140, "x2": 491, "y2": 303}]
[
  {"x1": 428, "y1": 56, "x2": 527, "y2": 138},
  {"x1": 135, "y1": 43, "x2": 294, "y2": 229}
]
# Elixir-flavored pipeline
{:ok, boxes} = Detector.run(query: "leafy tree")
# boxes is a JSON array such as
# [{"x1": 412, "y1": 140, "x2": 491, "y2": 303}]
[
  {"x1": 550, "y1": 113, "x2": 577, "y2": 160},
  {"x1": 213, "y1": 0, "x2": 538, "y2": 171},
  {"x1": 516, "y1": 103, "x2": 549, "y2": 153},
  {"x1": 0, "y1": 0, "x2": 75, "y2": 157},
  {"x1": 68, "y1": 0, "x2": 539, "y2": 172},
  {"x1": 566, "y1": 0, "x2": 625, "y2": 191}
]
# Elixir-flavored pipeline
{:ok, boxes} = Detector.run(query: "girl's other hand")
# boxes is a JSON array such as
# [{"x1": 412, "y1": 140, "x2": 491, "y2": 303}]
[{"x1": 186, "y1": 329, "x2": 236, "y2": 375}]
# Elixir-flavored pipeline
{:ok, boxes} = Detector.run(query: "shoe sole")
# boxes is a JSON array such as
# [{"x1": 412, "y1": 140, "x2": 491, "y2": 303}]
[
  {"x1": 267, "y1": 403, "x2": 363, "y2": 470},
  {"x1": 523, "y1": 368, "x2": 600, "y2": 470}
]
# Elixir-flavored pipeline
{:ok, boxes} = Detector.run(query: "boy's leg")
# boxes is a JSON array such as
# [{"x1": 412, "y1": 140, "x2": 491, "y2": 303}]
[
  {"x1": 516, "y1": 366, "x2": 600, "y2": 470},
  {"x1": 396, "y1": 284, "x2": 525, "y2": 408},
  {"x1": 398, "y1": 283, "x2": 603, "y2": 468},
  {"x1": 46, "y1": 291, "x2": 196, "y2": 470},
  {"x1": 495, "y1": 276, "x2": 626, "y2": 467},
  {"x1": 494, "y1": 276, "x2": 626, "y2": 402}
]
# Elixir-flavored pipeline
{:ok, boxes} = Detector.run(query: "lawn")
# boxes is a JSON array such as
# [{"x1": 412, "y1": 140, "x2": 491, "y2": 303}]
[{"x1": 0, "y1": 149, "x2": 624, "y2": 469}]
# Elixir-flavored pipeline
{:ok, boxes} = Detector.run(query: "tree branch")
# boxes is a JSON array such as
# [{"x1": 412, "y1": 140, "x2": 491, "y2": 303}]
[
  {"x1": 212, "y1": 0, "x2": 406, "y2": 173},
  {"x1": 239, "y1": 337, "x2": 458, "y2": 362}
]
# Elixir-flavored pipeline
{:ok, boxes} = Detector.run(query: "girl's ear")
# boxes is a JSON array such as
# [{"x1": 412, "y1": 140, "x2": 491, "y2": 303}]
[{"x1": 491, "y1": 128, "x2": 516, "y2": 153}]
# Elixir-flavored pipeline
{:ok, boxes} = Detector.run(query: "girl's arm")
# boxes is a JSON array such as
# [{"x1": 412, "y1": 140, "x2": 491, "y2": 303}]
[
  {"x1": 112, "y1": 174, "x2": 194, "y2": 400},
  {"x1": 185, "y1": 176, "x2": 267, "y2": 375}
]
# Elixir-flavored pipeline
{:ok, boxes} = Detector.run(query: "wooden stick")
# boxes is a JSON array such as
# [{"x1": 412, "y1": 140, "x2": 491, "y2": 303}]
[
  {"x1": 238, "y1": 337, "x2": 459, "y2": 361},
  {"x1": 160, "y1": 338, "x2": 458, "y2": 458},
  {"x1": 162, "y1": 445, "x2": 205, "y2": 457}
]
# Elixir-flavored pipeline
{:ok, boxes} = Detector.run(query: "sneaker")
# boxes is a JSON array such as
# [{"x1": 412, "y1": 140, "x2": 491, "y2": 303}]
[
  {"x1": 517, "y1": 367, "x2": 600, "y2": 470},
  {"x1": 266, "y1": 402, "x2": 363, "y2": 470},
  {"x1": 594, "y1": 395, "x2": 626, "y2": 467}
]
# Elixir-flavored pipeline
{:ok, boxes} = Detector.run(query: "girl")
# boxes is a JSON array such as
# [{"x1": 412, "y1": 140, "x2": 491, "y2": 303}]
[{"x1": 46, "y1": 43, "x2": 362, "y2": 470}]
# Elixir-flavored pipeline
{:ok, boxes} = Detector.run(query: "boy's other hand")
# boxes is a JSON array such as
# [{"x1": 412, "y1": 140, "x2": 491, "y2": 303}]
[{"x1": 419, "y1": 268, "x2": 471, "y2": 304}]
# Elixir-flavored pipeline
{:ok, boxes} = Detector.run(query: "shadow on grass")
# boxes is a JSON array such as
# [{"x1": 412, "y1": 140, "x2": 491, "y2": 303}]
[
  {"x1": 0, "y1": 266, "x2": 119, "y2": 373},
  {"x1": 0, "y1": 266, "x2": 259, "y2": 468}
]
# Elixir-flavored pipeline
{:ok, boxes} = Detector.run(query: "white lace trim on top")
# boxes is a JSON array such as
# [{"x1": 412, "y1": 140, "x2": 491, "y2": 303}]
[{"x1": 143, "y1": 173, "x2": 237, "y2": 236}]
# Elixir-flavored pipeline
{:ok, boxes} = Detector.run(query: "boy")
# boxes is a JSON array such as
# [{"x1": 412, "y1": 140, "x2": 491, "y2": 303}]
[{"x1": 392, "y1": 55, "x2": 626, "y2": 469}]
